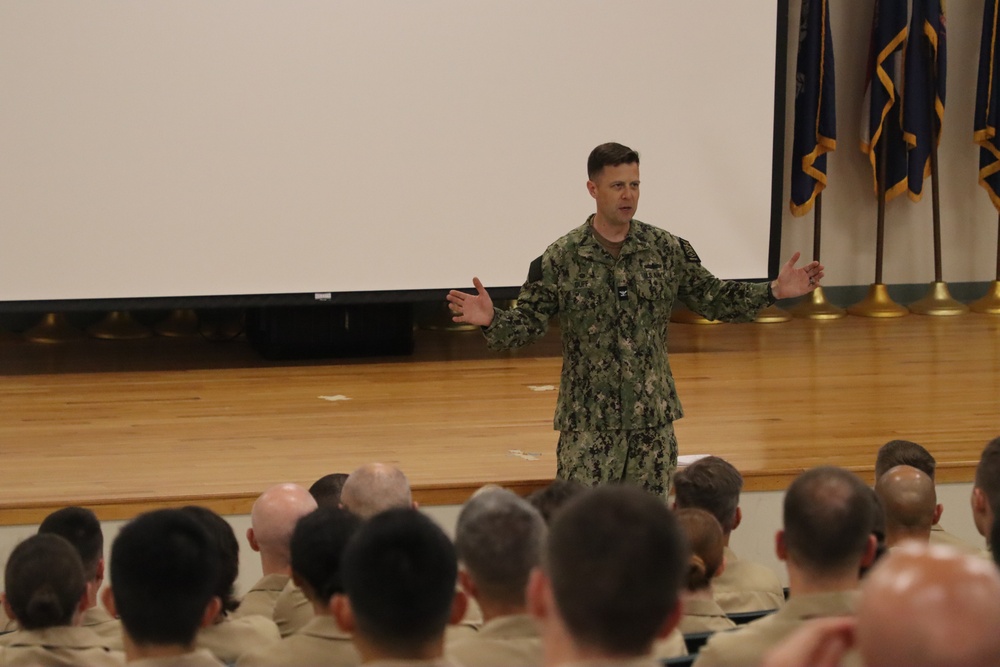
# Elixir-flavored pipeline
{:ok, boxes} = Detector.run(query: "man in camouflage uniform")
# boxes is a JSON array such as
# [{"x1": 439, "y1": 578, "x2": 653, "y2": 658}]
[{"x1": 447, "y1": 143, "x2": 822, "y2": 497}]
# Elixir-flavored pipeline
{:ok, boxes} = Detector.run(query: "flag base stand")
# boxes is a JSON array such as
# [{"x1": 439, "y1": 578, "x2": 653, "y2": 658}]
[
  {"x1": 788, "y1": 286, "x2": 846, "y2": 320},
  {"x1": 847, "y1": 284, "x2": 908, "y2": 318},
  {"x1": 670, "y1": 305, "x2": 721, "y2": 325},
  {"x1": 87, "y1": 311, "x2": 152, "y2": 340},
  {"x1": 754, "y1": 305, "x2": 791, "y2": 323},
  {"x1": 24, "y1": 313, "x2": 87, "y2": 343},
  {"x1": 154, "y1": 309, "x2": 201, "y2": 337},
  {"x1": 970, "y1": 281, "x2": 1000, "y2": 315},
  {"x1": 908, "y1": 281, "x2": 968, "y2": 316}
]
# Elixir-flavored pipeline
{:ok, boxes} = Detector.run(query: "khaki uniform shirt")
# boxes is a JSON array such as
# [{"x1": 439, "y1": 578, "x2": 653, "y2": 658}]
[
  {"x1": 929, "y1": 524, "x2": 986, "y2": 556},
  {"x1": 197, "y1": 614, "x2": 280, "y2": 664},
  {"x1": 81, "y1": 606, "x2": 123, "y2": 651},
  {"x1": 483, "y1": 218, "x2": 770, "y2": 434},
  {"x1": 713, "y1": 547, "x2": 786, "y2": 614},
  {"x1": 127, "y1": 649, "x2": 225, "y2": 667},
  {"x1": 236, "y1": 614, "x2": 358, "y2": 667},
  {"x1": 650, "y1": 628, "x2": 688, "y2": 660},
  {"x1": 679, "y1": 596, "x2": 737, "y2": 635},
  {"x1": 446, "y1": 614, "x2": 541, "y2": 667},
  {"x1": 235, "y1": 573, "x2": 291, "y2": 621},
  {"x1": 0, "y1": 626, "x2": 124, "y2": 666},
  {"x1": 693, "y1": 590, "x2": 860, "y2": 667},
  {"x1": 272, "y1": 579, "x2": 314, "y2": 638}
]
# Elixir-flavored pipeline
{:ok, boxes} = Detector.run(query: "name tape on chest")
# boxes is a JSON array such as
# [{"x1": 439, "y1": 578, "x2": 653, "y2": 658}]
[{"x1": 678, "y1": 238, "x2": 701, "y2": 264}]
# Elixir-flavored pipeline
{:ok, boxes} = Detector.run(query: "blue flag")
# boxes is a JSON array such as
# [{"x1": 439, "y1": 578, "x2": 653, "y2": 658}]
[
  {"x1": 903, "y1": 0, "x2": 947, "y2": 201},
  {"x1": 790, "y1": 0, "x2": 837, "y2": 217},
  {"x1": 861, "y1": 0, "x2": 909, "y2": 201},
  {"x1": 975, "y1": 0, "x2": 1000, "y2": 211}
]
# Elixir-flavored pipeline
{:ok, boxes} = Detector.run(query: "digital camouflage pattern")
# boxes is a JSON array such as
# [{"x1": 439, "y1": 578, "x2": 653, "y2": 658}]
[
  {"x1": 557, "y1": 427, "x2": 678, "y2": 497},
  {"x1": 483, "y1": 216, "x2": 771, "y2": 494}
]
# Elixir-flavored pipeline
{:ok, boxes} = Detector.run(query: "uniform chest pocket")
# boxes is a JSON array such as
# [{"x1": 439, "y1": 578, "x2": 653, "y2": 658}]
[
  {"x1": 560, "y1": 284, "x2": 605, "y2": 312},
  {"x1": 634, "y1": 269, "x2": 670, "y2": 303}
]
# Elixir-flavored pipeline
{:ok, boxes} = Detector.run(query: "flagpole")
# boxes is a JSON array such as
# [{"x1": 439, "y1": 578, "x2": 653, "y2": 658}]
[
  {"x1": 910, "y1": 32, "x2": 967, "y2": 316},
  {"x1": 970, "y1": 213, "x2": 1000, "y2": 313},
  {"x1": 789, "y1": 193, "x2": 846, "y2": 319},
  {"x1": 849, "y1": 127, "x2": 907, "y2": 317}
]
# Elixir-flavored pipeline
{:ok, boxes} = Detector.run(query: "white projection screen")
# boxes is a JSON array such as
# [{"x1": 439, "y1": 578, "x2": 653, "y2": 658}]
[{"x1": 0, "y1": 1, "x2": 779, "y2": 305}]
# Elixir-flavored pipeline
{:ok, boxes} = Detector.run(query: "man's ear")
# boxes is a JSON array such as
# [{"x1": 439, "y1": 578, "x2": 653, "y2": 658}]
[
  {"x1": 330, "y1": 594, "x2": 355, "y2": 633},
  {"x1": 858, "y1": 534, "x2": 877, "y2": 569},
  {"x1": 1, "y1": 593, "x2": 16, "y2": 624},
  {"x1": 732, "y1": 506, "x2": 743, "y2": 532},
  {"x1": 775, "y1": 530, "x2": 788, "y2": 562},
  {"x1": 246, "y1": 528, "x2": 260, "y2": 553},
  {"x1": 458, "y1": 569, "x2": 478, "y2": 601},
  {"x1": 655, "y1": 598, "x2": 683, "y2": 639},
  {"x1": 932, "y1": 503, "x2": 944, "y2": 526},
  {"x1": 199, "y1": 597, "x2": 222, "y2": 629},
  {"x1": 101, "y1": 587, "x2": 117, "y2": 618},
  {"x1": 449, "y1": 587, "x2": 468, "y2": 626},
  {"x1": 526, "y1": 567, "x2": 549, "y2": 623},
  {"x1": 94, "y1": 558, "x2": 105, "y2": 586},
  {"x1": 586, "y1": 180, "x2": 598, "y2": 199}
]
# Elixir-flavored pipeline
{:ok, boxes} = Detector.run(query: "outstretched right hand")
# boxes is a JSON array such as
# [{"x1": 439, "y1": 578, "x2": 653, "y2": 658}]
[{"x1": 446, "y1": 277, "x2": 495, "y2": 327}]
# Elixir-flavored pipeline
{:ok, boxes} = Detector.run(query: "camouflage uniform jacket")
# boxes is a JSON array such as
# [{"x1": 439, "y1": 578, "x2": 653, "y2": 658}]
[{"x1": 483, "y1": 217, "x2": 772, "y2": 432}]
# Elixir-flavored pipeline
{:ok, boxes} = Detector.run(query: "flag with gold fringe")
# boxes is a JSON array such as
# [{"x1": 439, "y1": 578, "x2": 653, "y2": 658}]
[
  {"x1": 861, "y1": 0, "x2": 909, "y2": 200},
  {"x1": 975, "y1": 0, "x2": 1000, "y2": 211},
  {"x1": 903, "y1": 0, "x2": 946, "y2": 202},
  {"x1": 790, "y1": 0, "x2": 836, "y2": 217}
]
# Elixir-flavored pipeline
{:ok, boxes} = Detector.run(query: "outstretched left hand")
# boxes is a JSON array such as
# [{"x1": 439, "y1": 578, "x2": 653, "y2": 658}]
[{"x1": 772, "y1": 251, "x2": 824, "y2": 300}]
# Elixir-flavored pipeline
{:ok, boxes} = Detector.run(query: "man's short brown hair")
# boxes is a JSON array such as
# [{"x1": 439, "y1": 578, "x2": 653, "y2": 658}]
[{"x1": 673, "y1": 456, "x2": 743, "y2": 531}]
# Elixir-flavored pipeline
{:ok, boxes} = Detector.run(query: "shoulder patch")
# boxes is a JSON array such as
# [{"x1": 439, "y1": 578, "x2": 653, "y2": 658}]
[
  {"x1": 678, "y1": 238, "x2": 701, "y2": 264},
  {"x1": 527, "y1": 255, "x2": 544, "y2": 283}
]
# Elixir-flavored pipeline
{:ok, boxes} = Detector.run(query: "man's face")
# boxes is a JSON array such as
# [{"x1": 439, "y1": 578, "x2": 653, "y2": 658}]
[{"x1": 588, "y1": 162, "x2": 640, "y2": 228}]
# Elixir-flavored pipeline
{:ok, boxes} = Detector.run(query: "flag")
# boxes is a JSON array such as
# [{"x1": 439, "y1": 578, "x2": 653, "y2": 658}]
[
  {"x1": 860, "y1": 0, "x2": 909, "y2": 200},
  {"x1": 790, "y1": 0, "x2": 836, "y2": 217},
  {"x1": 903, "y1": 0, "x2": 947, "y2": 201},
  {"x1": 975, "y1": 0, "x2": 1000, "y2": 211}
]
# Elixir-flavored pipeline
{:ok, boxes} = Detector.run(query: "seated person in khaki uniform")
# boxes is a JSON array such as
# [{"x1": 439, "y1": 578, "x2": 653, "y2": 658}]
[
  {"x1": 874, "y1": 465, "x2": 938, "y2": 549},
  {"x1": 447, "y1": 487, "x2": 546, "y2": 667},
  {"x1": 238, "y1": 506, "x2": 362, "y2": 667},
  {"x1": 102, "y1": 509, "x2": 226, "y2": 667},
  {"x1": 970, "y1": 437, "x2": 1000, "y2": 551},
  {"x1": 0, "y1": 533, "x2": 124, "y2": 666},
  {"x1": 236, "y1": 484, "x2": 317, "y2": 622},
  {"x1": 528, "y1": 485, "x2": 689, "y2": 667},
  {"x1": 675, "y1": 509, "x2": 737, "y2": 635},
  {"x1": 179, "y1": 507, "x2": 280, "y2": 664},
  {"x1": 673, "y1": 456, "x2": 786, "y2": 614},
  {"x1": 332, "y1": 508, "x2": 466, "y2": 667},
  {"x1": 693, "y1": 467, "x2": 878, "y2": 667},
  {"x1": 875, "y1": 439, "x2": 982, "y2": 554}
]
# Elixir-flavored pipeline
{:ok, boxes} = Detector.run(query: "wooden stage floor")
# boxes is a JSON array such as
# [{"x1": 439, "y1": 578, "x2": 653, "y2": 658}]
[{"x1": 1, "y1": 312, "x2": 998, "y2": 525}]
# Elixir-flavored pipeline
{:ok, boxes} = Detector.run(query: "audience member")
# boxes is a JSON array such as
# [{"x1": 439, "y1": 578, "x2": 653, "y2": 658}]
[
  {"x1": 971, "y1": 436, "x2": 1000, "y2": 549},
  {"x1": 179, "y1": 506, "x2": 280, "y2": 663},
  {"x1": 859, "y1": 487, "x2": 887, "y2": 578},
  {"x1": 0, "y1": 533, "x2": 123, "y2": 666},
  {"x1": 762, "y1": 543, "x2": 1000, "y2": 667},
  {"x1": 102, "y1": 509, "x2": 223, "y2": 666},
  {"x1": 875, "y1": 438, "x2": 981, "y2": 554},
  {"x1": 236, "y1": 484, "x2": 317, "y2": 625},
  {"x1": 238, "y1": 507, "x2": 362, "y2": 666},
  {"x1": 525, "y1": 479, "x2": 586, "y2": 525},
  {"x1": 309, "y1": 474, "x2": 350, "y2": 509},
  {"x1": 332, "y1": 508, "x2": 465, "y2": 666},
  {"x1": 447, "y1": 488, "x2": 546, "y2": 667},
  {"x1": 673, "y1": 456, "x2": 785, "y2": 613},
  {"x1": 874, "y1": 465, "x2": 937, "y2": 548},
  {"x1": 694, "y1": 466, "x2": 876, "y2": 667},
  {"x1": 528, "y1": 485, "x2": 688, "y2": 667},
  {"x1": 339, "y1": 463, "x2": 416, "y2": 519},
  {"x1": 674, "y1": 508, "x2": 736, "y2": 635}
]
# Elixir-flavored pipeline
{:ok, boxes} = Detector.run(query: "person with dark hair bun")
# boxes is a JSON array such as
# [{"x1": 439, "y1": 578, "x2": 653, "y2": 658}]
[
  {"x1": 675, "y1": 509, "x2": 736, "y2": 635},
  {"x1": 0, "y1": 533, "x2": 123, "y2": 665}
]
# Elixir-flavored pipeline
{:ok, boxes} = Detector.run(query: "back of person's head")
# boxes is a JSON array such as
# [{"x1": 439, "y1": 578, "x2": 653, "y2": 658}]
[
  {"x1": 309, "y1": 473, "x2": 350, "y2": 509},
  {"x1": 862, "y1": 486, "x2": 888, "y2": 577},
  {"x1": 875, "y1": 465, "x2": 937, "y2": 537},
  {"x1": 179, "y1": 506, "x2": 240, "y2": 614},
  {"x1": 340, "y1": 463, "x2": 413, "y2": 519},
  {"x1": 975, "y1": 437, "x2": 1000, "y2": 510},
  {"x1": 673, "y1": 456, "x2": 743, "y2": 532},
  {"x1": 675, "y1": 508, "x2": 725, "y2": 592},
  {"x1": 782, "y1": 467, "x2": 875, "y2": 575},
  {"x1": 38, "y1": 506, "x2": 103, "y2": 582},
  {"x1": 526, "y1": 479, "x2": 586, "y2": 525},
  {"x1": 249, "y1": 483, "x2": 317, "y2": 563},
  {"x1": 875, "y1": 439, "x2": 936, "y2": 480},
  {"x1": 544, "y1": 485, "x2": 688, "y2": 657},
  {"x1": 587, "y1": 142, "x2": 640, "y2": 180},
  {"x1": 455, "y1": 488, "x2": 546, "y2": 607},
  {"x1": 4, "y1": 534, "x2": 85, "y2": 630},
  {"x1": 340, "y1": 508, "x2": 457, "y2": 655},
  {"x1": 290, "y1": 506, "x2": 362, "y2": 605},
  {"x1": 108, "y1": 509, "x2": 219, "y2": 647}
]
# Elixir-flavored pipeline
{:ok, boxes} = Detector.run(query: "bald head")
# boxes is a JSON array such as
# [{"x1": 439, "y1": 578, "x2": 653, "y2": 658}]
[
  {"x1": 875, "y1": 465, "x2": 938, "y2": 546},
  {"x1": 340, "y1": 463, "x2": 413, "y2": 519},
  {"x1": 249, "y1": 484, "x2": 318, "y2": 570},
  {"x1": 856, "y1": 544, "x2": 1000, "y2": 667}
]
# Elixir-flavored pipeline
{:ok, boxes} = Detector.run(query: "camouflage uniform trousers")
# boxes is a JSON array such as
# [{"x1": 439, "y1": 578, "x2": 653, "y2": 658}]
[{"x1": 556, "y1": 424, "x2": 678, "y2": 498}]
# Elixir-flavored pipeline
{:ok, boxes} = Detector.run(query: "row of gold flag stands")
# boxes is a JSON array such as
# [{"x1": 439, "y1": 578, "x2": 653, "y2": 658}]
[
  {"x1": 0, "y1": 310, "x2": 228, "y2": 343},
  {"x1": 676, "y1": 0, "x2": 1000, "y2": 324}
]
